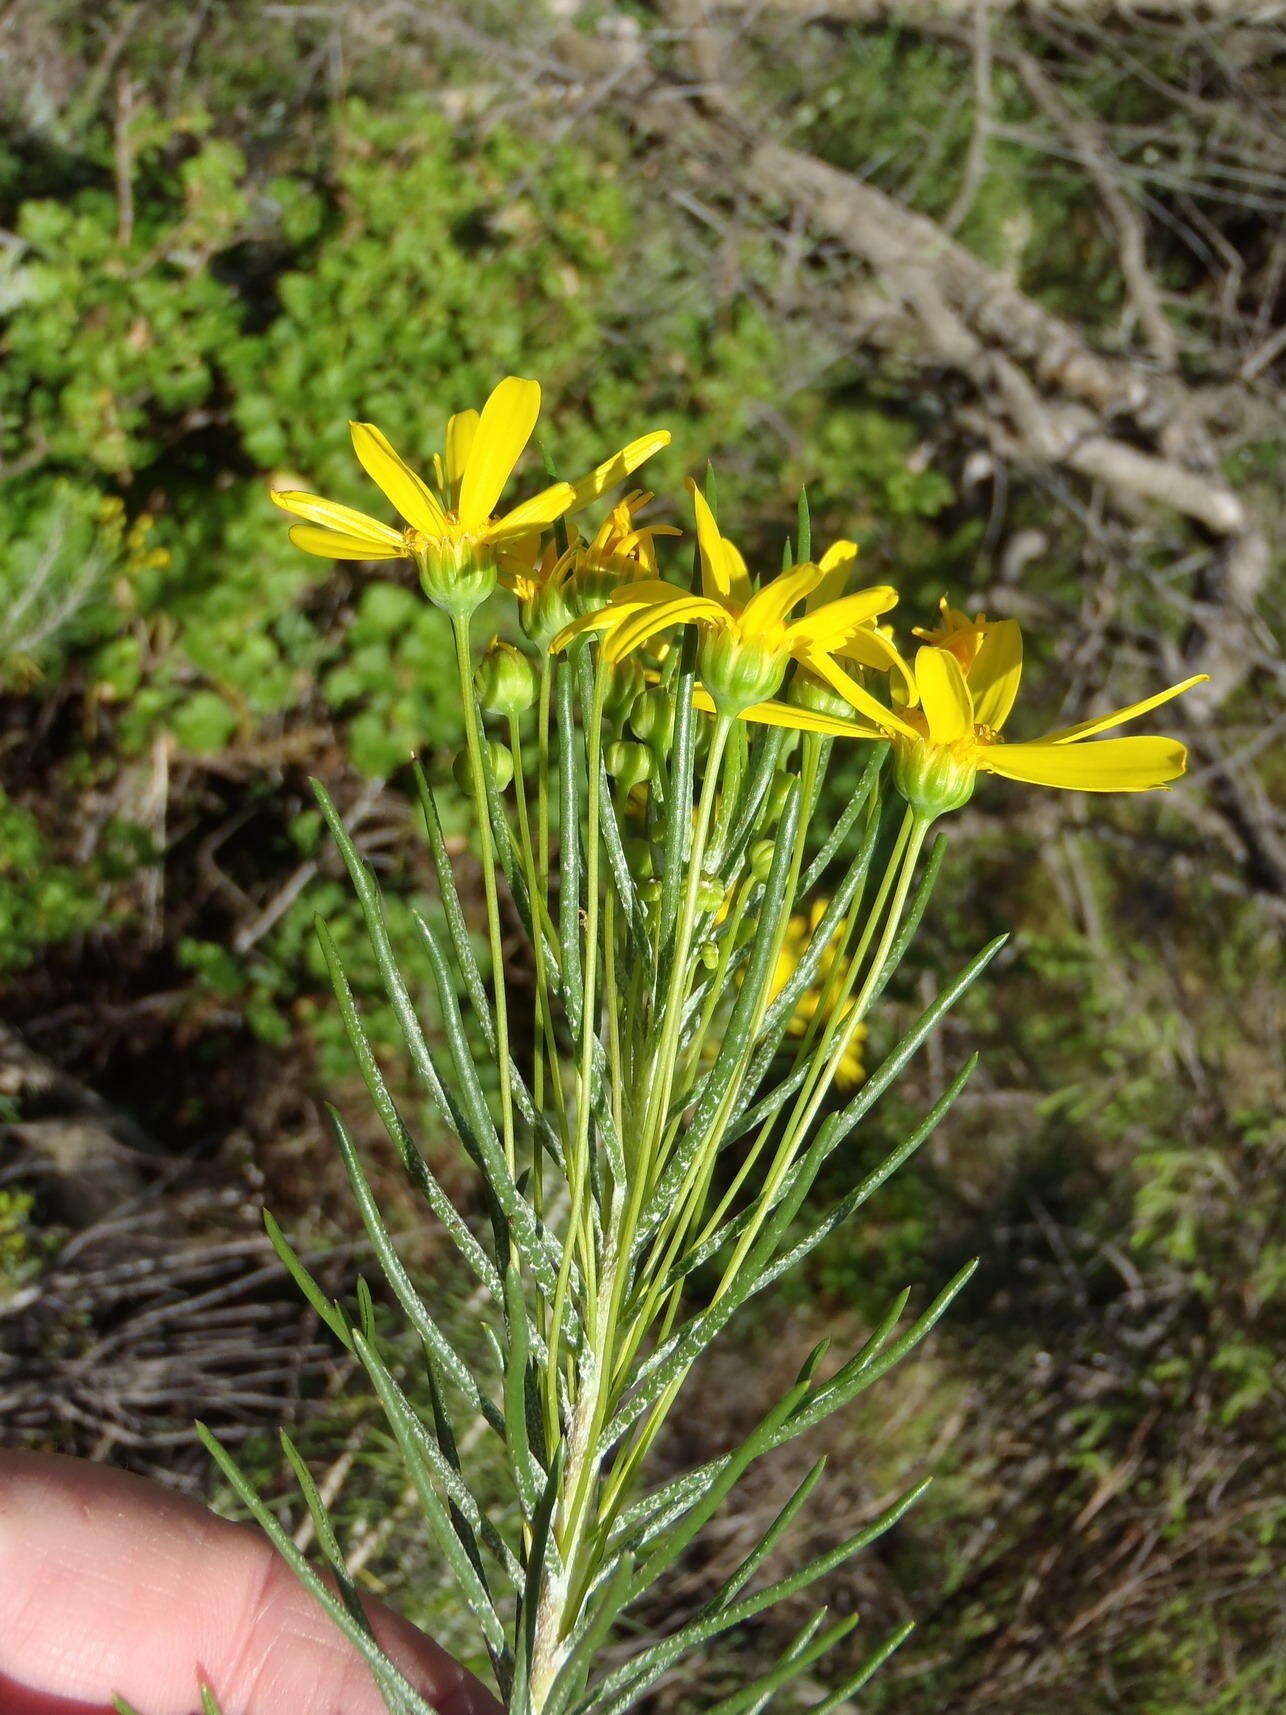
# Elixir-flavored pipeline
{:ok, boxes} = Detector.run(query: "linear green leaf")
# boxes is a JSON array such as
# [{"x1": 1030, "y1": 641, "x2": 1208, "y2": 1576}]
[
  {"x1": 592, "y1": 1459, "x2": 826, "y2": 1708},
  {"x1": 197, "y1": 1424, "x2": 436, "y2": 1715},
  {"x1": 328, "y1": 1102, "x2": 505, "y2": 1433},
  {"x1": 799, "y1": 744, "x2": 886, "y2": 896},
  {"x1": 262, "y1": 1210, "x2": 354, "y2": 1351},
  {"x1": 808, "y1": 1618, "x2": 917, "y2": 1714},
  {"x1": 313, "y1": 781, "x2": 459, "y2": 1126},
  {"x1": 503, "y1": 1258, "x2": 545, "y2": 1517},
  {"x1": 702, "y1": 1611, "x2": 860, "y2": 1715},
  {"x1": 315, "y1": 916, "x2": 502, "y2": 1298},
  {"x1": 352, "y1": 1330, "x2": 512, "y2": 1683}
]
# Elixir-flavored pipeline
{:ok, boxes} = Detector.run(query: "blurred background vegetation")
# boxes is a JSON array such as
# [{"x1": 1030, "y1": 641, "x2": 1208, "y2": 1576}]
[{"x1": 0, "y1": 2, "x2": 1281, "y2": 1711}]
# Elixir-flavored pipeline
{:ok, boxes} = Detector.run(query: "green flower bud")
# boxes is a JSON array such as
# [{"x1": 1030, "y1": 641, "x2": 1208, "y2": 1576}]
[
  {"x1": 568, "y1": 565, "x2": 619, "y2": 619},
  {"x1": 788, "y1": 667, "x2": 854, "y2": 719},
  {"x1": 475, "y1": 639, "x2": 538, "y2": 717},
  {"x1": 891, "y1": 732, "x2": 976, "y2": 820},
  {"x1": 411, "y1": 534, "x2": 498, "y2": 617},
  {"x1": 764, "y1": 769, "x2": 797, "y2": 821},
  {"x1": 631, "y1": 686, "x2": 675, "y2": 748},
  {"x1": 749, "y1": 838, "x2": 776, "y2": 882},
  {"x1": 622, "y1": 836, "x2": 656, "y2": 880},
  {"x1": 453, "y1": 739, "x2": 514, "y2": 797},
  {"x1": 520, "y1": 582, "x2": 575, "y2": 650},
  {"x1": 639, "y1": 877, "x2": 662, "y2": 903},
  {"x1": 605, "y1": 740, "x2": 652, "y2": 790},
  {"x1": 604, "y1": 658, "x2": 647, "y2": 723},
  {"x1": 697, "y1": 628, "x2": 785, "y2": 719},
  {"x1": 697, "y1": 875, "x2": 725, "y2": 913},
  {"x1": 699, "y1": 941, "x2": 721, "y2": 969}
]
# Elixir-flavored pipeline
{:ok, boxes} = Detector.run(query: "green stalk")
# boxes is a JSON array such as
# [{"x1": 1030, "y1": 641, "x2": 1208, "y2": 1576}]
[
  {"x1": 452, "y1": 613, "x2": 515, "y2": 1174},
  {"x1": 723, "y1": 809, "x2": 929, "y2": 1279},
  {"x1": 509, "y1": 709, "x2": 567, "y2": 1210},
  {"x1": 639, "y1": 714, "x2": 733, "y2": 1187},
  {"x1": 551, "y1": 712, "x2": 734, "y2": 1651},
  {"x1": 544, "y1": 655, "x2": 610, "y2": 1435},
  {"x1": 607, "y1": 810, "x2": 930, "y2": 1500}
]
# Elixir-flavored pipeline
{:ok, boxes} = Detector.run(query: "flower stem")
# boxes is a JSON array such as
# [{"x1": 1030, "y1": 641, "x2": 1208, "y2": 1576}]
[{"x1": 452, "y1": 613, "x2": 515, "y2": 1174}]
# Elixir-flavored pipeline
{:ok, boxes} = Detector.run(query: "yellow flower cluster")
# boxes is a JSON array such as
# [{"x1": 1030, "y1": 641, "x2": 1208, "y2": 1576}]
[{"x1": 273, "y1": 375, "x2": 1205, "y2": 812}]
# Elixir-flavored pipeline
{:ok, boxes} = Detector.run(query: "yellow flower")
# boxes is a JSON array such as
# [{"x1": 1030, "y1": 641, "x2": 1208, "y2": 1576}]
[
  {"x1": 769, "y1": 901, "x2": 865, "y2": 1088},
  {"x1": 819, "y1": 614, "x2": 1206, "y2": 812},
  {"x1": 911, "y1": 596, "x2": 987, "y2": 670},
  {"x1": 554, "y1": 481, "x2": 905, "y2": 728},
  {"x1": 270, "y1": 376, "x2": 669, "y2": 615},
  {"x1": 802, "y1": 540, "x2": 917, "y2": 706},
  {"x1": 504, "y1": 490, "x2": 680, "y2": 644}
]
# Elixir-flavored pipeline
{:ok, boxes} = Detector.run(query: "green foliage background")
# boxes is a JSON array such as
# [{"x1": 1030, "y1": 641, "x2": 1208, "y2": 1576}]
[{"x1": 0, "y1": 3, "x2": 1280, "y2": 1712}]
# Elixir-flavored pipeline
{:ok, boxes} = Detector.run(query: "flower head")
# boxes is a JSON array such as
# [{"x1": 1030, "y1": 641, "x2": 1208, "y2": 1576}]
[
  {"x1": 505, "y1": 490, "x2": 680, "y2": 645},
  {"x1": 911, "y1": 596, "x2": 988, "y2": 670},
  {"x1": 554, "y1": 481, "x2": 902, "y2": 727},
  {"x1": 271, "y1": 376, "x2": 669, "y2": 616},
  {"x1": 818, "y1": 613, "x2": 1207, "y2": 815}
]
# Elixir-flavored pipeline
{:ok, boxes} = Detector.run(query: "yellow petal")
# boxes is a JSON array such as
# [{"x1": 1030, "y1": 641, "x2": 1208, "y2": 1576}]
[
  {"x1": 550, "y1": 578, "x2": 692, "y2": 653},
  {"x1": 787, "y1": 586, "x2": 897, "y2": 651},
  {"x1": 688, "y1": 480, "x2": 751, "y2": 605},
  {"x1": 800, "y1": 650, "x2": 921, "y2": 740},
  {"x1": 551, "y1": 608, "x2": 624, "y2": 653},
  {"x1": 458, "y1": 377, "x2": 541, "y2": 531},
  {"x1": 981, "y1": 735, "x2": 1188, "y2": 792},
  {"x1": 700, "y1": 688, "x2": 887, "y2": 738},
  {"x1": 835, "y1": 625, "x2": 917, "y2": 707},
  {"x1": 564, "y1": 430, "x2": 672, "y2": 515},
  {"x1": 811, "y1": 539, "x2": 859, "y2": 609},
  {"x1": 741, "y1": 562, "x2": 827, "y2": 633},
  {"x1": 968, "y1": 619, "x2": 1023, "y2": 732},
  {"x1": 1040, "y1": 673, "x2": 1208, "y2": 744},
  {"x1": 444, "y1": 410, "x2": 479, "y2": 505},
  {"x1": 348, "y1": 422, "x2": 449, "y2": 535},
  {"x1": 488, "y1": 482, "x2": 576, "y2": 538},
  {"x1": 270, "y1": 488, "x2": 405, "y2": 547},
  {"x1": 287, "y1": 523, "x2": 405, "y2": 561},
  {"x1": 582, "y1": 577, "x2": 688, "y2": 616},
  {"x1": 915, "y1": 645, "x2": 973, "y2": 744},
  {"x1": 605, "y1": 594, "x2": 726, "y2": 663}
]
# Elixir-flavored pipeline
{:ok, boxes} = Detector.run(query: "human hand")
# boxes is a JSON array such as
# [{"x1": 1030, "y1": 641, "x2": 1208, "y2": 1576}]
[{"x1": 0, "y1": 1451, "x2": 503, "y2": 1715}]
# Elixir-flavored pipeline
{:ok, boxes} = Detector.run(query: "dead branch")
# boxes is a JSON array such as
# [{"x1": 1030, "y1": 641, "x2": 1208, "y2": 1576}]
[{"x1": 561, "y1": 6, "x2": 1272, "y2": 710}]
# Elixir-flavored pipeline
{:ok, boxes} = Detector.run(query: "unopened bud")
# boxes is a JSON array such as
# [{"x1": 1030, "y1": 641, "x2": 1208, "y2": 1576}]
[
  {"x1": 788, "y1": 668, "x2": 854, "y2": 719},
  {"x1": 622, "y1": 837, "x2": 655, "y2": 880},
  {"x1": 604, "y1": 658, "x2": 647, "y2": 723},
  {"x1": 605, "y1": 741, "x2": 652, "y2": 790},
  {"x1": 474, "y1": 639, "x2": 537, "y2": 717},
  {"x1": 749, "y1": 838, "x2": 775, "y2": 882},
  {"x1": 697, "y1": 876, "x2": 724, "y2": 913},
  {"x1": 764, "y1": 769, "x2": 796, "y2": 821},
  {"x1": 453, "y1": 739, "x2": 514, "y2": 797},
  {"x1": 631, "y1": 687, "x2": 675, "y2": 748}
]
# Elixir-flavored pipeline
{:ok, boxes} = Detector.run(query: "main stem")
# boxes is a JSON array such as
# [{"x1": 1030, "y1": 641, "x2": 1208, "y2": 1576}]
[{"x1": 452, "y1": 614, "x2": 515, "y2": 1174}]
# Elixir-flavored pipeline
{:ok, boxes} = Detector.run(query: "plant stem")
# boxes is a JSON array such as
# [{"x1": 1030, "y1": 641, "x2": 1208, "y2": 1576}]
[
  {"x1": 544, "y1": 654, "x2": 610, "y2": 1436},
  {"x1": 452, "y1": 613, "x2": 515, "y2": 1174}
]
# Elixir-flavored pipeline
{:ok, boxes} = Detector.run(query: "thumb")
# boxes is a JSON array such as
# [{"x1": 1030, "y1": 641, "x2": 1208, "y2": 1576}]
[{"x1": 0, "y1": 1451, "x2": 503, "y2": 1715}]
